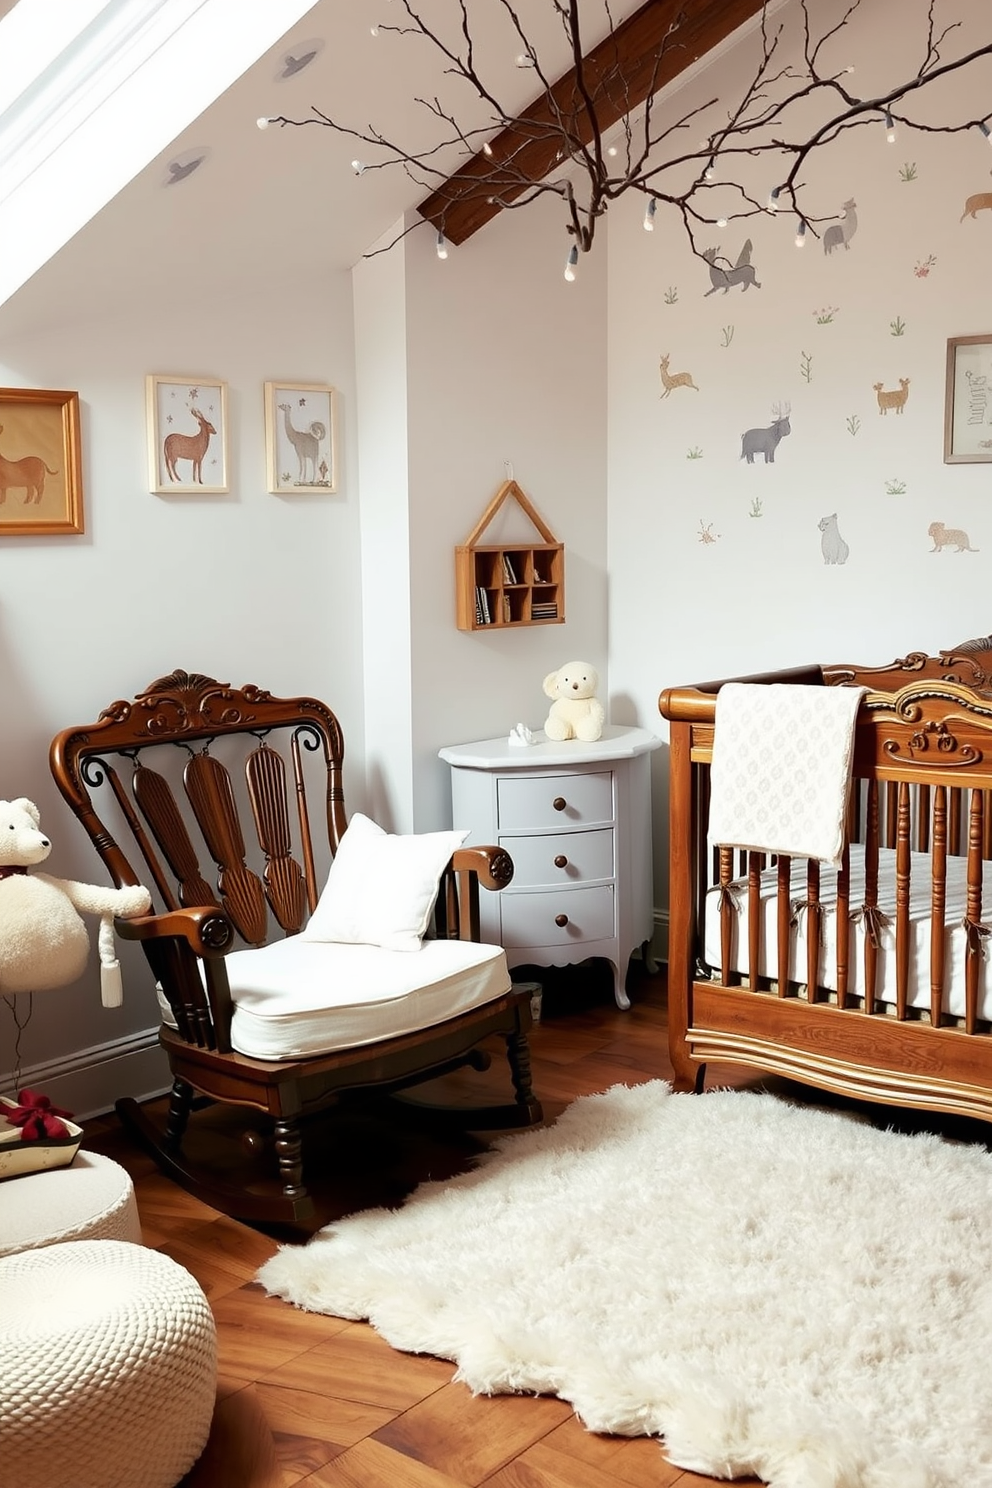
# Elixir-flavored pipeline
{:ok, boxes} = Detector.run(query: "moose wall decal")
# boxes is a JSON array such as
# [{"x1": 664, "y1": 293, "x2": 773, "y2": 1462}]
[{"x1": 741, "y1": 403, "x2": 792, "y2": 464}]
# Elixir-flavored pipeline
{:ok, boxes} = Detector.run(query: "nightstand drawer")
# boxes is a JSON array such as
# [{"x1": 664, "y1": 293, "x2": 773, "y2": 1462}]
[
  {"x1": 501, "y1": 828, "x2": 614, "y2": 889},
  {"x1": 497, "y1": 771, "x2": 614, "y2": 831},
  {"x1": 501, "y1": 884, "x2": 616, "y2": 948}
]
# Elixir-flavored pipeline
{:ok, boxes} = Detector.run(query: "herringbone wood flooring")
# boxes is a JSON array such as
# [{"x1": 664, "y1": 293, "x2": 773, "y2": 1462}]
[{"x1": 79, "y1": 964, "x2": 785, "y2": 1488}]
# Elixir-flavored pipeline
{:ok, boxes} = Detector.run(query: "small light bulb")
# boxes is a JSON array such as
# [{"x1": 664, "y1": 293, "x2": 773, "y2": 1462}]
[
  {"x1": 563, "y1": 244, "x2": 578, "y2": 282},
  {"x1": 643, "y1": 197, "x2": 657, "y2": 231},
  {"x1": 515, "y1": 52, "x2": 532, "y2": 67},
  {"x1": 351, "y1": 159, "x2": 366, "y2": 175},
  {"x1": 844, "y1": 64, "x2": 855, "y2": 73},
  {"x1": 482, "y1": 140, "x2": 493, "y2": 156},
  {"x1": 885, "y1": 112, "x2": 896, "y2": 144},
  {"x1": 767, "y1": 186, "x2": 781, "y2": 212},
  {"x1": 607, "y1": 145, "x2": 618, "y2": 157},
  {"x1": 370, "y1": 24, "x2": 379, "y2": 36},
  {"x1": 256, "y1": 116, "x2": 271, "y2": 130},
  {"x1": 704, "y1": 159, "x2": 715, "y2": 181},
  {"x1": 795, "y1": 220, "x2": 807, "y2": 247},
  {"x1": 979, "y1": 121, "x2": 992, "y2": 144},
  {"x1": 716, "y1": 216, "x2": 728, "y2": 228},
  {"x1": 436, "y1": 230, "x2": 448, "y2": 260}
]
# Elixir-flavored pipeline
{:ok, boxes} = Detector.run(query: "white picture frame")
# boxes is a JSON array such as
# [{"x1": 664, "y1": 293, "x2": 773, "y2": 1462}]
[
  {"x1": 146, "y1": 376, "x2": 228, "y2": 493},
  {"x1": 944, "y1": 335, "x2": 992, "y2": 464},
  {"x1": 264, "y1": 381, "x2": 338, "y2": 494}
]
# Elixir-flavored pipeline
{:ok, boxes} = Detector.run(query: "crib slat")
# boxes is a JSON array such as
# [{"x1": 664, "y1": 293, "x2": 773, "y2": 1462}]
[
  {"x1": 949, "y1": 787, "x2": 962, "y2": 857},
  {"x1": 930, "y1": 785, "x2": 947, "y2": 1027},
  {"x1": 884, "y1": 781, "x2": 898, "y2": 850},
  {"x1": 863, "y1": 782, "x2": 880, "y2": 1014},
  {"x1": 719, "y1": 845, "x2": 734, "y2": 986},
  {"x1": 895, "y1": 781, "x2": 911, "y2": 1020},
  {"x1": 747, "y1": 852, "x2": 761, "y2": 990},
  {"x1": 805, "y1": 859, "x2": 821, "y2": 1001},
  {"x1": 777, "y1": 857, "x2": 791, "y2": 996},
  {"x1": 836, "y1": 842, "x2": 850, "y2": 1009},
  {"x1": 917, "y1": 783, "x2": 931, "y2": 854},
  {"x1": 985, "y1": 789, "x2": 992, "y2": 861},
  {"x1": 965, "y1": 790, "x2": 985, "y2": 1035}
]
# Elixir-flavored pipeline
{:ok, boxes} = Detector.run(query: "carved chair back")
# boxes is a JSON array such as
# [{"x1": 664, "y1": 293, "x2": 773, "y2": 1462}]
[{"x1": 50, "y1": 670, "x2": 347, "y2": 1052}]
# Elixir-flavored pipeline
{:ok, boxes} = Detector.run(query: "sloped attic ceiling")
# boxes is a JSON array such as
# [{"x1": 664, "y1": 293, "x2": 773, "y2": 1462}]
[{"x1": 0, "y1": 0, "x2": 769, "y2": 337}]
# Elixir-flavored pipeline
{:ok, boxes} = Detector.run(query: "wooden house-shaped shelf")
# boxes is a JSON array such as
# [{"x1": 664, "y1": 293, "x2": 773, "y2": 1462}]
[{"x1": 455, "y1": 480, "x2": 564, "y2": 631}]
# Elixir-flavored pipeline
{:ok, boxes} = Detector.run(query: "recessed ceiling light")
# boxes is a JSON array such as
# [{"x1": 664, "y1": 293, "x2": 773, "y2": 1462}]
[{"x1": 277, "y1": 38, "x2": 324, "y2": 79}]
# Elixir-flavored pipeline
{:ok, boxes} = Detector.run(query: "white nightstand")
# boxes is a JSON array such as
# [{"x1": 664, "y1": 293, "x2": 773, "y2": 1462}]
[{"x1": 439, "y1": 726, "x2": 661, "y2": 1009}]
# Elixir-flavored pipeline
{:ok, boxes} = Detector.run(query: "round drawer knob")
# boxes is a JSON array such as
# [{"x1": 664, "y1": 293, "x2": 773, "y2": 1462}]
[
  {"x1": 554, "y1": 854, "x2": 568, "y2": 869},
  {"x1": 554, "y1": 913, "x2": 569, "y2": 928},
  {"x1": 552, "y1": 797, "x2": 567, "y2": 812}
]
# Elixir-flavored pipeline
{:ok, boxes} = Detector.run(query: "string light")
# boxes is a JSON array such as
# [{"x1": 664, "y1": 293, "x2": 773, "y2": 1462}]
[
  {"x1": 643, "y1": 197, "x2": 657, "y2": 231},
  {"x1": 435, "y1": 230, "x2": 448, "y2": 259},
  {"x1": 767, "y1": 186, "x2": 781, "y2": 212},
  {"x1": 703, "y1": 159, "x2": 715, "y2": 180},
  {"x1": 978, "y1": 121, "x2": 992, "y2": 144},
  {"x1": 794, "y1": 219, "x2": 807, "y2": 247},
  {"x1": 716, "y1": 216, "x2": 728, "y2": 227},
  {"x1": 514, "y1": 52, "x2": 533, "y2": 67},
  {"x1": 351, "y1": 159, "x2": 367, "y2": 175},
  {"x1": 256, "y1": 116, "x2": 272, "y2": 130},
  {"x1": 885, "y1": 111, "x2": 897, "y2": 143},
  {"x1": 607, "y1": 145, "x2": 618, "y2": 157},
  {"x1": 370, "y1": 24, "x2": 379, "y2": 36},
  {"x1": 563, "y1": 244, "x2": 578, "y2": 281},
  {"x1": 482, "y1": 140, "x2": 493, "y2": 156}
]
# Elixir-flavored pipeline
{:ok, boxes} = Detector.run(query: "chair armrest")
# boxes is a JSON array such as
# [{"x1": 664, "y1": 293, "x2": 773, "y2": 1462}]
[
  {"x1": 450, "y1": 845, "x2": 514, "y2": 892},
  {"x1": 115, "y1": 906, "x2": 236, "y2": 958}
]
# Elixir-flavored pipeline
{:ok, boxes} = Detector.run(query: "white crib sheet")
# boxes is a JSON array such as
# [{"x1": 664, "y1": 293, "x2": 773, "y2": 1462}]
[{"x1": 703, "y1": 844, "x2": 992, "y2": 1021}]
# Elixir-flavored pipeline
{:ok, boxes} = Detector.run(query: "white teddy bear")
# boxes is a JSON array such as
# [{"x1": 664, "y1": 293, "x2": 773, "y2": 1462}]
[
  {"x1": 0, "y1": 798, "x2": 150, "y2": 1006},
  {"x1": 542, "y1": 661, "x2": 606, "y2": 743}
]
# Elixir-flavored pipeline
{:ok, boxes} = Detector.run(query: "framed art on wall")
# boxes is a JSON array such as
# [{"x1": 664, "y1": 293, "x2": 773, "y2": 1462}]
[
  {"x1": 944, "y1": 335, "x2": 992, "y2": 464},
  {"x1": 0, "y1": 387, "x2": 83, "y2": 536},
  {"x1": 146, "y1": 376, "x2": 228, "y2": 493},
  {"x1": 264, "y1": 381, "x2": 337, "y2": 493}
]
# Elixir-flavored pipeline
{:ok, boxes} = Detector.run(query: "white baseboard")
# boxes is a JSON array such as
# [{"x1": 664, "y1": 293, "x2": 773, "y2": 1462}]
[
  {"x1": 651, "y1": 908, "x2": 669, "y2": 964},
  {"x1": 0, "y1": 1027, "x2": 170, "y2": 1122}
]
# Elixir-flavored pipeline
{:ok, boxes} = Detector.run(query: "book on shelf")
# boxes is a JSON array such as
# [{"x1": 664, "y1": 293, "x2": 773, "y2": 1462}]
[
  {"x1": 502, "y1": 593, "x2": 511, "y2": 623},
  {"x1": 475, "y1": 586, "x2": 492, "y2": 624},
  {"x1": 501, "y1": 553, "x2": 518, "y2": 585},
  {"x1": 531, "y1": 601, "x2": 558, "y2": 619}
]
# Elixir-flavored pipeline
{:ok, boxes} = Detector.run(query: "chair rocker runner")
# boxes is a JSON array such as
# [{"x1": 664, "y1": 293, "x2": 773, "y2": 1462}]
[{"x1": 50, "y1": 670, "x2": 542, "y2": 1224}]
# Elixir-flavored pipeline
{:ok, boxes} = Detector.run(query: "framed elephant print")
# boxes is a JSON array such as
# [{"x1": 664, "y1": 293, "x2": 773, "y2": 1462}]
[
  {"x1": 264, "y1": 381, "x2": 337, "y2": 494},
  {"x1": 0, "y1": 387, "x2": 83, "y2": 536},
  {"x1": 146, "y1": 375, "x2": 228, "y2": 494}
]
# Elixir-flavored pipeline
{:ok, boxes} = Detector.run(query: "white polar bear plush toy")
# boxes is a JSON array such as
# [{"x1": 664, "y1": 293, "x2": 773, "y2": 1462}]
[
  {"x1": 542, "y1": 661, "x2": 606, "y2": 743},
  {"x1": 0, "y1": 798, "x2": 150, "y2": 1006}
]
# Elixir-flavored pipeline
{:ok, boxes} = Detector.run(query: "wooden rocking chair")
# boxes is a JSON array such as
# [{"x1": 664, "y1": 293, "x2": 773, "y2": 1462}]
[{"x1": 50, "y1": 670, "x2": 541, "y2": 1224}]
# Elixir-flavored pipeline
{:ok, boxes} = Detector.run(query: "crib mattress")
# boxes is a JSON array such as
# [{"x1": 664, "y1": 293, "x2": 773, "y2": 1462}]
[{"x1": 704, "y1": 844, "x2": 992, "y2": 1021}]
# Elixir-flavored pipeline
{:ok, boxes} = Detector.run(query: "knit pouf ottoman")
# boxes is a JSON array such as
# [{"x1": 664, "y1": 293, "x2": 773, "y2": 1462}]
[
  {"x1": 0, "y1": 1151, "x2": 142, "y2": 1257},
  {"x1": 0, "y1": 1240, "x2": 217, "y2": 1488}
]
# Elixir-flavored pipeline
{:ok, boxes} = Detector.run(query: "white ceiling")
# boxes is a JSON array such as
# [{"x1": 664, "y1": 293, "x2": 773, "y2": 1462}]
[{"x1": 0, "y1": 0, "x2": 650, "y2": 336}]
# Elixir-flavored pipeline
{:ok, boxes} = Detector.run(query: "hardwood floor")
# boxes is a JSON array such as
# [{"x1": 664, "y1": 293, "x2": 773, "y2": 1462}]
[{"x1": 83, "y1": 959, "x2": 980, "y2": 1488}]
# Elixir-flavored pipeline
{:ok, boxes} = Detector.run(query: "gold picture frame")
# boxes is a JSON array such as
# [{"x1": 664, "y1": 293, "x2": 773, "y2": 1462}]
[
  {"x1": 944, "y1": 335, "x2": 992, "y2": 463},
  {"x1": 264, "y1": 381, "x2": 337, "y2": 494},
  {"x1": 146, "y1": 375, "x2": 229, "y2": 493},
  {"x1": 0, "y1": 387, "x2": 83, "y2": 536}
]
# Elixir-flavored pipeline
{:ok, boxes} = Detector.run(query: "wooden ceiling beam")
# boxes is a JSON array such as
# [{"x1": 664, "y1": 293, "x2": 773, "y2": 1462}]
[{"x1": 418, "y1": 0, "x2": 767, "y2": 245}]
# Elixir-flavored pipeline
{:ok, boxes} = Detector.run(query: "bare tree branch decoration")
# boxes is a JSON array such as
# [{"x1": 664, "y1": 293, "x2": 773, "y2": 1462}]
[{"x1": 259, "y1": 0, "x2": 992, "y2": 262}]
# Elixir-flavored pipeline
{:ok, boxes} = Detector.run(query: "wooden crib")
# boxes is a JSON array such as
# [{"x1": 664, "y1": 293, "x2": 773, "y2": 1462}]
[{"x1": 659, "y1": 634, "x2": 992, "y2": 1124}]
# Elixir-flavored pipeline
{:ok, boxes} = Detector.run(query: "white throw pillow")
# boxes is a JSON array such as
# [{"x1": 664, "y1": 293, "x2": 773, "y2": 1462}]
[{"x1": 302, "y1": 813, "x2": 468, "y2": 952}]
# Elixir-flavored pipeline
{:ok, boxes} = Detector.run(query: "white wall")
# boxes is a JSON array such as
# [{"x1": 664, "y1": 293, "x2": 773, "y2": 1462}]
[
  {"x1": 358, "y1": 197, "x2": 610, "y2": 834},
  {"x1": 606, "y1": 0, "x2": 992, "y2": 925},
  {"x1": 0, "y1": 271, "x2": 363, "y2": 1113}
]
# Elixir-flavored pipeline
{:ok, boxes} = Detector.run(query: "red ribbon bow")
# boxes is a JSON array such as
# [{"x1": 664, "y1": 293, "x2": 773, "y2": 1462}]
[{"x1": 2, "y1": 1088, "x2": 74, "y2": 1141}]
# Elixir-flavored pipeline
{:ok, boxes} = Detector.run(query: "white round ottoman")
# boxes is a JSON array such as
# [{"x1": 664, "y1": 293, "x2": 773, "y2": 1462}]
[
  {"x1": 0, "y1": 1240, "x2": 217, "y2": 1488},
  {"x1": 0, "y1": 1150, "x2": 142, "y2": 1257}
]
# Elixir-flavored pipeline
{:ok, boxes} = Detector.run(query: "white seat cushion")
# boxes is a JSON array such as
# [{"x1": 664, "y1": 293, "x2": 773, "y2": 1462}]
[{"x1": 220, "y1": 936, "x2": 511, "y2": 1060}]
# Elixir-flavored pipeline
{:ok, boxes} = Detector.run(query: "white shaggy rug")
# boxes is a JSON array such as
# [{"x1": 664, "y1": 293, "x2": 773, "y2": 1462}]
[{"x1": 257, "y1": 1082, "x2": 992, "y2": 1488}]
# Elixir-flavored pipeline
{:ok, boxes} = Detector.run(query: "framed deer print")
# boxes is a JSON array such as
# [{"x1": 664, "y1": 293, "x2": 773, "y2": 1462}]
[
  {"x1": 944, "y1": 335, "x2": 992, "y2": 463},
  {"x1": 264, "y1": 381, "x2": 337, "y2": 494},
  {"x1": 146, "y1": 376, "x2": 228, "y2": 493},
  {"x1": 0, "y1": 387, "x2": 83, "y2": 536}
]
